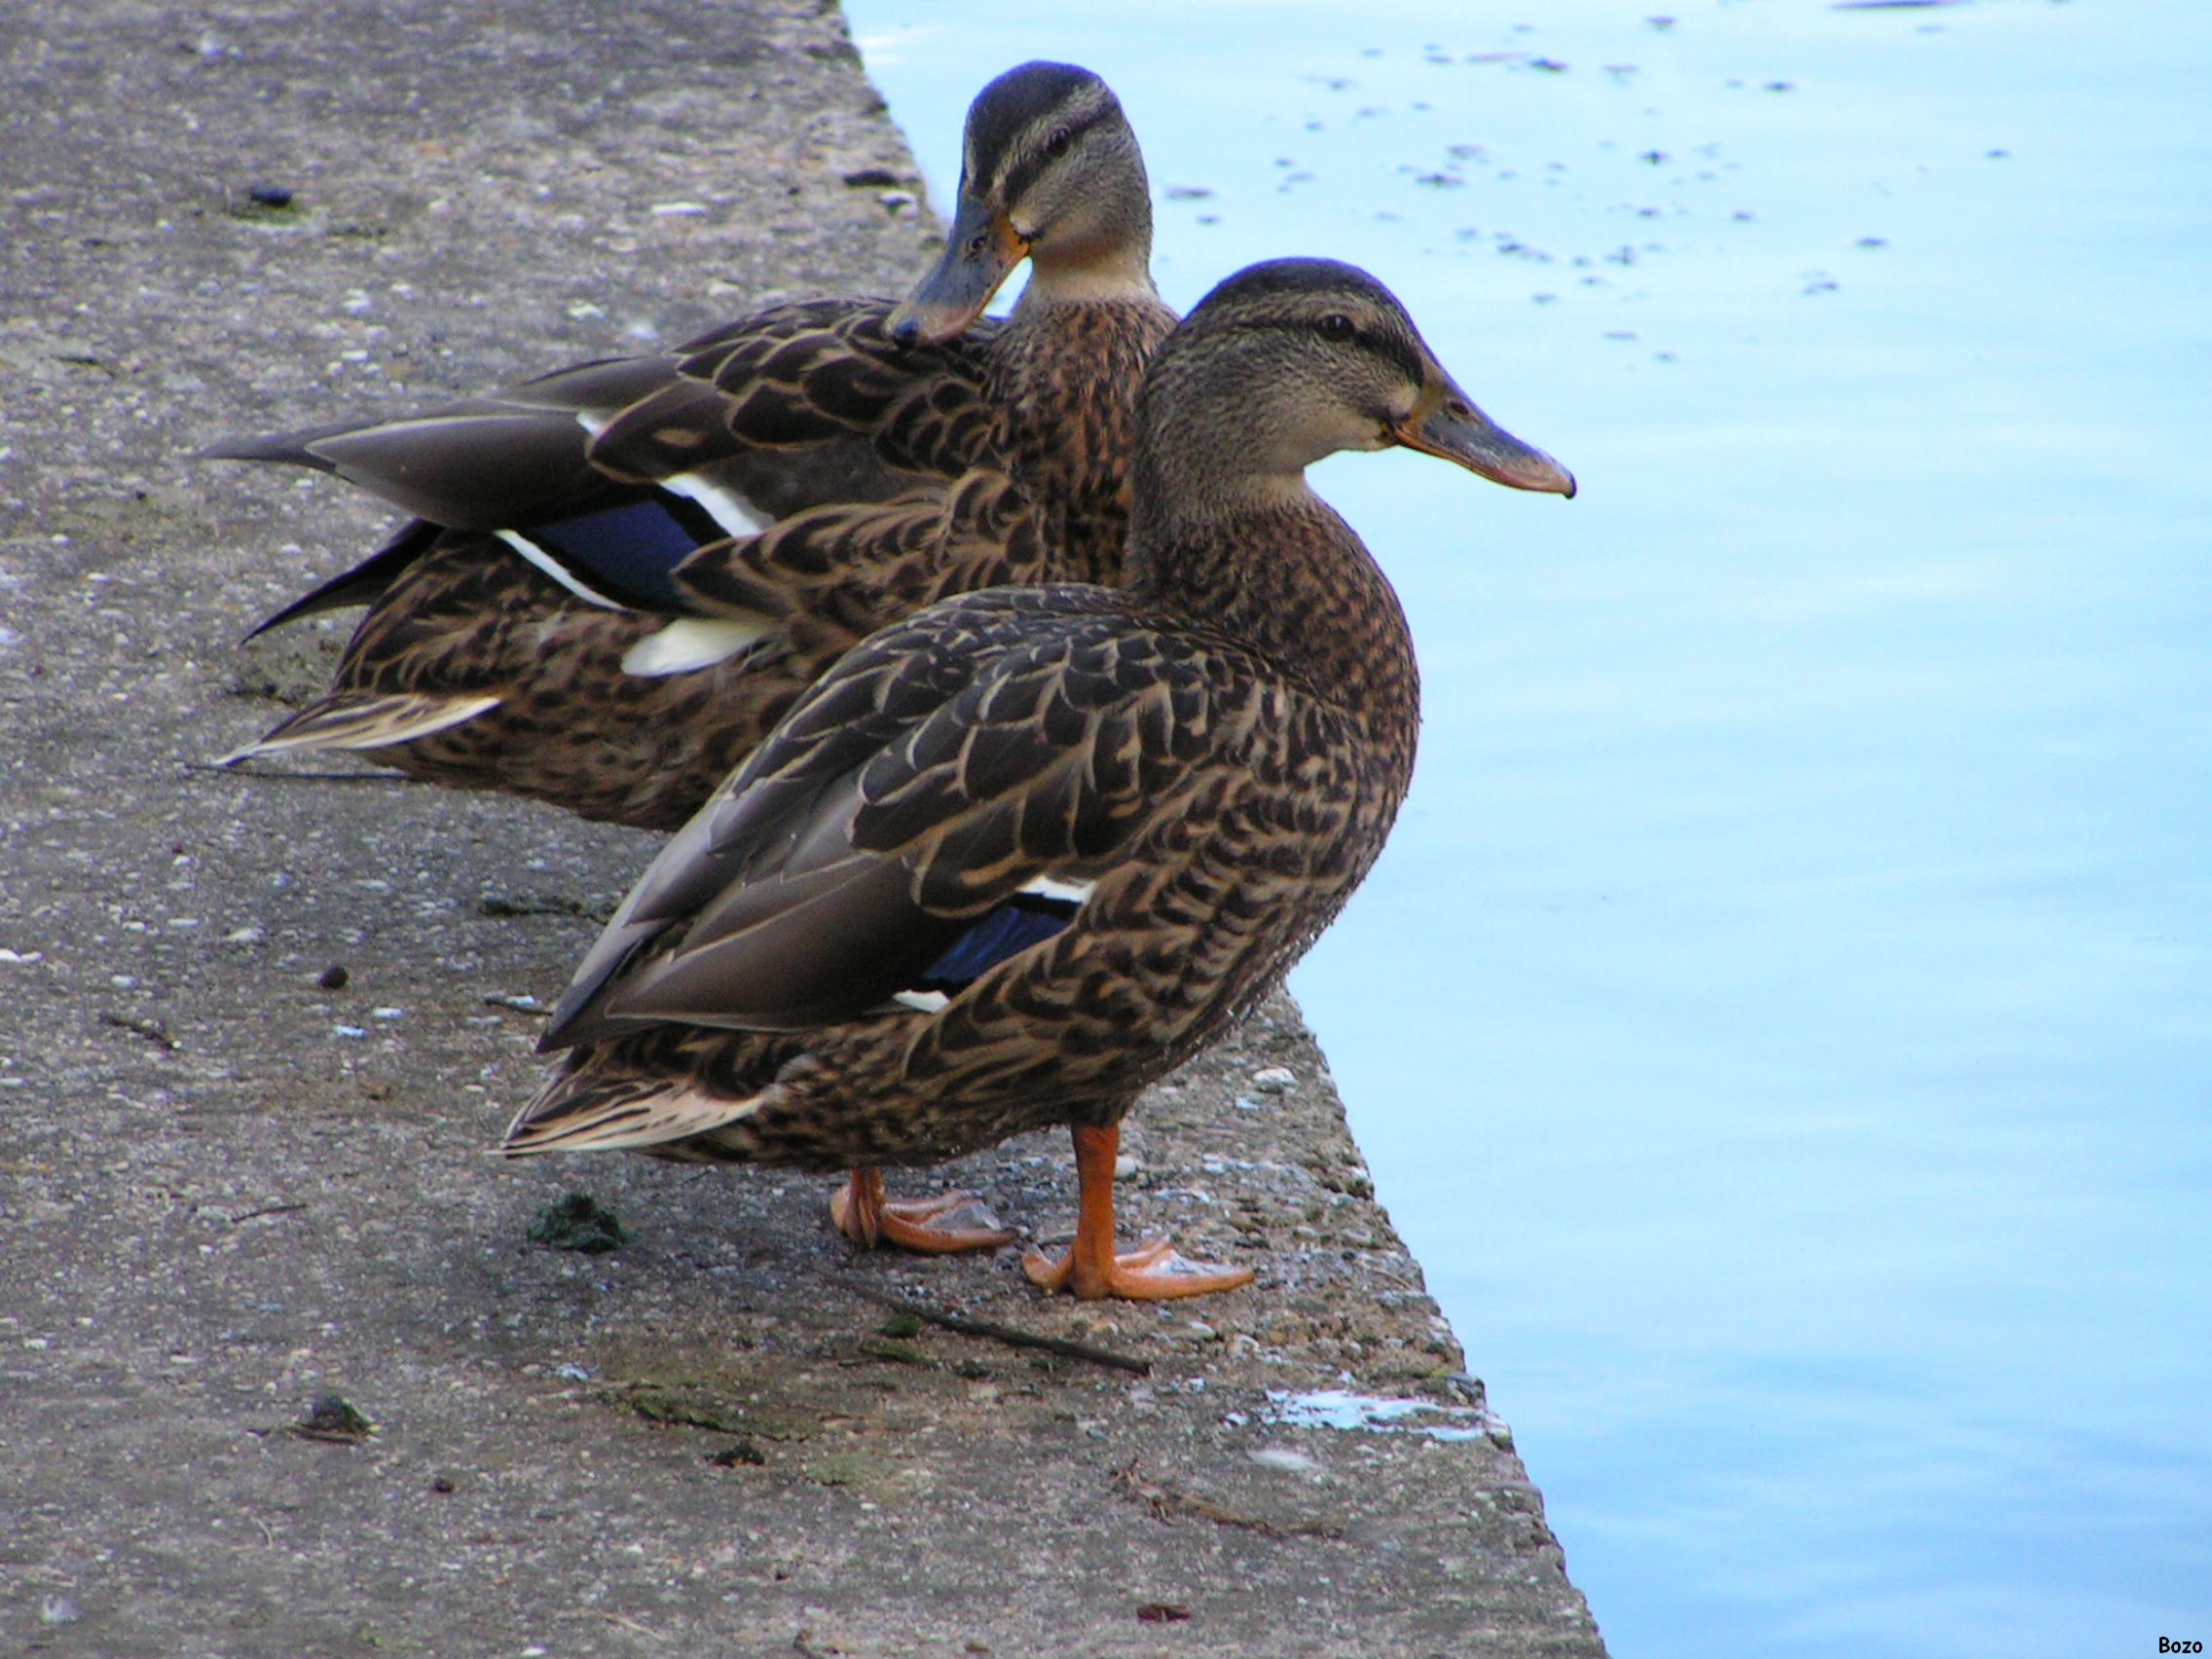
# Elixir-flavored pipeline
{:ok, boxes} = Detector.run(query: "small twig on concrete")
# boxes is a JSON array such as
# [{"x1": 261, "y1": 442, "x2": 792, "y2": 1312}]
[
  {"x1": 605, "y1": 1610, "x2": 674, "y2": 1645},
  {"x1": 1112, "y1": 1458, "x2": 1344, "y2": 1540},
  {"x1": 99, "y1": 1011, "x2": 179, "y2": 1051},
  {"x1": 225, "y1": 1201, "x2": 307, "y2": 1226},
  {"x1": 845, "y1": 1283, "x2": 1152, "y2": 1377}
]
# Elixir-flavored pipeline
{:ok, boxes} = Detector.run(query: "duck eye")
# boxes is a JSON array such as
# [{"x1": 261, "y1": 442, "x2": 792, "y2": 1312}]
[
  {"x1": 1316, "y1": 313, "x2": 1356, "y2": 341},
  {"x1": 1046, "y1": 126, "x2": 1074, "y2": 158}
]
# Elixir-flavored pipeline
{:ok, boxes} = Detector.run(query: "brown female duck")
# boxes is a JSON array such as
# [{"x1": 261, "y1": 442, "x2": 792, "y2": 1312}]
[
  {"x1": 498, "y1": 258, "x2": 1575, "y2": 1300},
  {"x1": 212, "y1": 61, "x2": 1175, "y2": 833}
]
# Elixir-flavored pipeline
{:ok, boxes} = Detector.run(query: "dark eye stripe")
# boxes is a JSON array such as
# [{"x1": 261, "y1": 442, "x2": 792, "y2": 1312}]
[
  {"x1": 997, "y1": 108, "x2": 1111, "y2": 204},
  {"x1": 1235, "y1": 314, "x2": 1424, "y2": 386}
]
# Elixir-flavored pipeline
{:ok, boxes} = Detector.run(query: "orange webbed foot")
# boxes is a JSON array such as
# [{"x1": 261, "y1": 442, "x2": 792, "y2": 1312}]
[
  {"x1": 1022, "y1": 1235, "x2": 1255, "y2": 1301},
  {"x1": 1022, "y1": 1123, "x2": 1257, "y2": 1301},
  {"x1": 830, "y1": 1167, "x2": 1015, "y2": 1255}
]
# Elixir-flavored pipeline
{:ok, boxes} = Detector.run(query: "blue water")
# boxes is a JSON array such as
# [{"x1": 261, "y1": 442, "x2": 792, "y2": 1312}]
[{"x1": 841, "y1": 5, "x2": 2212, "y2": 1655}]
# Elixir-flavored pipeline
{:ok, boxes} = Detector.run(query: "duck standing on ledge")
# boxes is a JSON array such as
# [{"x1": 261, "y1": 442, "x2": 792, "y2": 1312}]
[
  {"x1": 209, "y1": 61, "x2": 1175, "y2": 833},
  {"x1": 499, "y1": 259, "x2": 1575, "y2": 1300}
]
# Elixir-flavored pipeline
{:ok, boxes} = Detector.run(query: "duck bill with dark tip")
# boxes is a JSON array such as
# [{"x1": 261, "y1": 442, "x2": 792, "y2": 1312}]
[
  {"x1": 1391, "y1": 369, "x2": 1577, "y2": 499},
  {"x1": 889, "y1": 197, "x2": 1030, "y2": 347}
]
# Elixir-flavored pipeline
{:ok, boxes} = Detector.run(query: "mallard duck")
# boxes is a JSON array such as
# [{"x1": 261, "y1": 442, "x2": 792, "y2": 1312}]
[
  {"x1": 498, "y1": 258, "x2": 1576, "y2": 1300},
  {"x1": 211, "y1": 60, "x2": 1175, "y2": 833}
]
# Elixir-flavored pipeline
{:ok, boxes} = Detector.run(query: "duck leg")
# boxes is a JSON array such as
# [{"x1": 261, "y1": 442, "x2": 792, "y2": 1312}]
[
  {"x1": 1023, "y1": 1124, "x2": 1255, "y2": 1300},
  {"x1": 830, "y1": 1166, "x2": 1015, "y2": 1254}
]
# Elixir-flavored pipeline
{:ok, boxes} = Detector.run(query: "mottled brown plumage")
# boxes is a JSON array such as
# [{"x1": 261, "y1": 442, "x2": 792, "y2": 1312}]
[
  {"x1": 212, "y1": 62, "x2": 1175, "y2": 831},
  {"x1": 501, "y1": 257, "x2": 1576, "y2": 1299}
]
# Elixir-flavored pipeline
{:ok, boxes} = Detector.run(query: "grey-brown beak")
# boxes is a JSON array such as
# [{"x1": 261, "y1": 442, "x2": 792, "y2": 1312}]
[
  {"x1": 887, "y1": 193, "x2": 1031, "y2": 348},
  {"x1": 1393, "y1": 365, "x2": 1576, "y2": 498}
]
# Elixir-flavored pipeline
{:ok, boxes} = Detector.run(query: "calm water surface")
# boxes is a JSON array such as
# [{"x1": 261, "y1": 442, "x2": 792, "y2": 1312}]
[{"x1": 842, "y1": 5, "x2": 2212, "y2": 1654}]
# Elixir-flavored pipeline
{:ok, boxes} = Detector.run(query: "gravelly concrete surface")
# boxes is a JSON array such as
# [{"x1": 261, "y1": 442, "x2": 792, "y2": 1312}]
[{"x1": 0, "y1": 3, "x2": 1609, "y2": 1654}]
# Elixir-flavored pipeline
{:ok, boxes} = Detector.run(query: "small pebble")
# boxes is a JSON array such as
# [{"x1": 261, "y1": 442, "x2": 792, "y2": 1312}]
[
  {"x1": 317, "y1": 964, "x2": 349, "y2": 990},
  {"x1": 291, "y1": 1392, "x2": 373, "y2": 1442},
  {"x1": 841, "y1": 166, "x2": 900, "y2": 187},
  {"x1": 41, "y1": 1597, "x2": 81, "y2": 1626},
  {"x1": 1250, "y1": 1066, "x2": 1297, "y2": 1093},
  {"x1": 247, "y1": 182, "x2": 294, "y2": 208}
]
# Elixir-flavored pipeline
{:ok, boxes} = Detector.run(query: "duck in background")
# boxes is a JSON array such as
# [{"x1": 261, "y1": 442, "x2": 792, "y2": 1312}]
[
  {"x1": 208, "y1": 61, "x2": 1174, "y2": 835},
  {"x1": 499, "y1": 259, "x2": 1575, "y2": 1299}
]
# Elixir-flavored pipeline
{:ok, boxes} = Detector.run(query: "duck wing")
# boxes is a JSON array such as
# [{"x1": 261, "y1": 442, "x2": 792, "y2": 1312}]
[{"x1": 541, "y1": 586, "x2": 1225, "y2": 1046}]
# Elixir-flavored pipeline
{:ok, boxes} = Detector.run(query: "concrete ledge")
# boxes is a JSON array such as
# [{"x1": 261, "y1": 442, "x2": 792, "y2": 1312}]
[{"x1": 0, "y1": 3, "x2": 1607, "y2": 1653}]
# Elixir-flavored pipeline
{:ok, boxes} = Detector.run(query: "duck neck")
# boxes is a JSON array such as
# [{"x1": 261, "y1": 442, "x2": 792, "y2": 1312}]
[
  {"x1": 990, "y1": 282, "x2": 1176, "y2": 583},
  {"x1": 1127, "y1": 453, "x2": 1419, "y2": 735}
]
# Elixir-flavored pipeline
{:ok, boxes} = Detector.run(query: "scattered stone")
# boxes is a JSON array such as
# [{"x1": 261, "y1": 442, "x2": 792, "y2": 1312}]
[
  {"x1": 1250, "y1": 1067, "x2": 1296, "y2": 1094},
  {"x1": 528, "y1": 1191, "x2": 626, "y2": 1254},
  {"x1": 841, "y1": 166, "x2": 900, "y2": 187},
  {"x1": 246, "y1": 182, "x2": 294, "y2": 208},
  {"x1": 707, "y1": 1439, "x2": 767, "y2": 1467},
  {"x1": 290, "y1": 1392, "x2": 374, "y2": 1443},
  {"x1": 41, "y1": 1596, "x2": 82, "y2": 1626},
  {"x1": 1136, "y1": 1604, "x2": 1191, "y2": 1624},
  {"x1": 316, "y1": 963, "x2": 349, "y2": 990}
]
